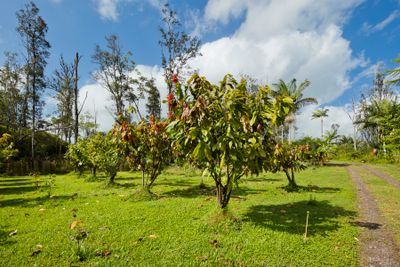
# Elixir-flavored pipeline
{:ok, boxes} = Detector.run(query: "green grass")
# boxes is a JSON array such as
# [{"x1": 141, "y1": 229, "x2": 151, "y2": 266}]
[
  {"x1": 0, "y1": 165, "x2": 359, "y2": 266},
  {"x1": 357, "y1": 166, "x2": 400, "y2": 246}
]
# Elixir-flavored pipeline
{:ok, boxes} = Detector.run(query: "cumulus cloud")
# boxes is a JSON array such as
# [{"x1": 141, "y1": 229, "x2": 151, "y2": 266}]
[
  {"x1": 362, "y1": 10, "x2": 400, "y2": 34},
  {"x1": 88, "y1": 0, "x2": 367, "y2": 138},
  {"x1": 295, "y1": 105, "x2": 354, "y2": 139}
]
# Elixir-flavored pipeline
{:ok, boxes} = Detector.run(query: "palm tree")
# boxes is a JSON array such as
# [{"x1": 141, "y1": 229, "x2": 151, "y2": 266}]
[
  {"x1": 387, "y1": 56, "x2": 400, "y2": 86},
  {"x1": 272, "y1": 79, "x2": 318, "y2": 143},
  {"x1": 312, "y1": 108, "x2": 329, "y2": 138}
]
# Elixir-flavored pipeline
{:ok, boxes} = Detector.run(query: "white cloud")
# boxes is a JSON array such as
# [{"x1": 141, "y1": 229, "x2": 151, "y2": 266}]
[
  {"x1": 88, "y1": 0, "x2": 367, "y2": 138},
  {"x1": 362, "y1": 10, "x2": 400, "y2": 34},
  {"x1": 295, "y1": 105, "x2": 354, "y2": 139},
  {"x1": 78, "y1": 64, "x2": 167, "y2": 132},
  {"x1": 96, "y1": 0, "x2": 120, "y2": 21}
]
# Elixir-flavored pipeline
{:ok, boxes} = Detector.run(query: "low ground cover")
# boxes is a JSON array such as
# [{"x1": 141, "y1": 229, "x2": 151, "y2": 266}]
[{"x1": 1, "y1": 165, "x2": 358, "y2": 266}]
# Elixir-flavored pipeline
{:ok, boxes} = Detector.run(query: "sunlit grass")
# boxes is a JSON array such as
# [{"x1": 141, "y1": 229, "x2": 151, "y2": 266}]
[{"x1": 0, "y1": 165, "x2": 359, "y2": 266}]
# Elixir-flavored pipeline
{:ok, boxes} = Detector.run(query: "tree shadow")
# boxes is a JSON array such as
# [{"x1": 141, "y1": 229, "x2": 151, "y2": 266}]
[
  {"x1": 0, "y1": 178, "x2": 31, "y2": 183},
  {"x1": 243, "y1": 200, "x2": 356, "y2": 236},
  {"x1": 0, "y1": 194, "x2": 79, "y2": 208},
  {"x1": 0, "y1": 185, "x2": 38, "y2": 195},
  {"x1": 350, "y1": 221, "x2": 381, "y2": 230},
  {"x1": 0, "y1": 181, "x2": 35, "y2": 187},
  {"x1": 324, "y1": 162, "x2": 349, "y2": 167},
  {"x1": 244, "y1": 177, "x2": 282, "y2": 182},
  {"x1": 279, "y1": 184, "x2": 341, "y2": 193},
  {"x1": 112, "y1": 182, "x2": 136, "y2": 189},
  {"x1": 156, "y1": 179, "x2": 195, "y2": 187},
  {"x1": 162, "y1": 184, "x2": 215, "y2": 198}
]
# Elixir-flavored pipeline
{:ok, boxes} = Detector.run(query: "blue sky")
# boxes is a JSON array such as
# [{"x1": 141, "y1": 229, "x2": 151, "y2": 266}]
[{"x1": 0, "y1": 0, "x2": 399, "y2": 137}]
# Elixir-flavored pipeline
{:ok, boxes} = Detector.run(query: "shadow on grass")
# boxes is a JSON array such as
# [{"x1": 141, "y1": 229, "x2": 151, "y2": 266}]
[
  {"x1": 0, "y1": 178, "x2": 31, "y2": 183},
  {"x1": 243, "y1": 200, "x2": 356, "y2": 236},
  {"x1": 0, "y1": 185, "x2": 38, "y2": 195},
  {"x1": 156, "y1": 179, "x2": 195, "y2": 187},
  {"x1": 162, "y1": 184, "x2": 267, "y2": 198},
  {"x1": 350, "y1": 221, "x2": 381, "y2": 230},
  {"x1": 0, "y1": 194, "x2": 79, "y2": 208},
  {"x1": 0, "y1": 181, "x2": 35, "y2": 187},
  {"x1": 0, "y1": 229, "x2": 16, "y2": 246},
  {"x1": 279, "y1": 184, "x2": 341, "y2": 193},
  {"x1": 162, "y1": 184, "x2": 215, "y2": 198},
  {"x1": 244, "y1": 177, "x2": 282, "y2": 182},
  {"x1": 324, "y1": 162, "x2": 350, "y2": 167},
  {"x1": 111, "y1": 182, "x2": 136, "y2": 189}
]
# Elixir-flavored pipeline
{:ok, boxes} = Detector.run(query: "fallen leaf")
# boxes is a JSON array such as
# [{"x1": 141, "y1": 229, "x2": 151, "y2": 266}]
[
  {"x1": 198, "y1": 255, "x2": 208, "y2": 261},
  {"x1": 69, "y1": 220, "x2": 80, "y2": 230},
  {"x1": 39, "y1": 208, "x2": 46, "y2": 212},
  {"x1": 36, "y1": 244, "x2": 43, "y2": 249},
  {"x1": 148, "y1": 234, "x2": 157, "y2": 239},
  {"x1": 9, "y1": 230, "x2": 17, "y2": 236},
  {"x1": 280, "y1": 209, "x2": 286, "y2": 214}
]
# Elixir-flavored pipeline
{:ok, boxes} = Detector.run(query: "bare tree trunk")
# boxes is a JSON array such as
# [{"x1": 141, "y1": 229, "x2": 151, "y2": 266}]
[{"x1": 74, "y1": 52, "x2": 80, "y2": 143}]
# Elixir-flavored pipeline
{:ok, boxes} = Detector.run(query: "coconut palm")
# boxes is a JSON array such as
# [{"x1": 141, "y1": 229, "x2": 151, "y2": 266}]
[
  {"x1": 272, "y1": 79, "x2": 318, "y2": 142},
  {"x1": 387, "y1": 56, "x2": 400, "y2": 86},
  {"x1": 312, "y1": 108, "x2": 329, "y2": 138}
]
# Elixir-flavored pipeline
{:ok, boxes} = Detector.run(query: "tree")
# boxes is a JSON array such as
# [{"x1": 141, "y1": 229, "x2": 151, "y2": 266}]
[
  {"x1": 273, "y1": 143, "x2": 308, "y2": 189},
  {"x1": 115, "y1": 116, "x2": 170, "y2": 191},
  {"x1": 49, "y1": 56, "x2": 74, "y2": 143},
  {"x1": 0, "y1": 134, "x2": 18, "y2": 168},
  {"x1": 73, "y1": 52, "x2": 82, "y2": 143},
  {"x1": 16, "y1": 1, "x2": 51, "y2": 169},
  {"x1": 387, "y1": 56, "x2": 400, "y2": 86},
  {"x1": 92, "y1": 35, "x2": 141, "y2": 120},
  {"x1": 88, "y1": 132, "x2": 124, "y2": 184},
  {"x1": 0, "y1": 52, "x2": 23, "y2": 131},
  {"x1": 168, "y1": 74, "x2": 294, "y2": 208},
  {"x1": 145, "y1": 78, "x2": 161, "y2": 119},
  {"x1": 312, "y1": 108, "x2": 329, "y2": 138},
  {"x1": 272, "y1": 79, "x2": 317, "y2": 143},
  {"x1": 159, "y1": 3, "x2": 201, "y2": 96}
]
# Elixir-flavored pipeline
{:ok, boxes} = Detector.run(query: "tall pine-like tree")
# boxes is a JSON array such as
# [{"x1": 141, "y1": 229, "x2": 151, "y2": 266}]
[
  {"x1": 145, "y1": 78, "x2": 161, "y2": 119},
  {"x1": 159, "y1": 3, "x2": 201, "y2": 95},
  {"x1": 16, "y1": 1, "x2": 50, "y2": 168}
]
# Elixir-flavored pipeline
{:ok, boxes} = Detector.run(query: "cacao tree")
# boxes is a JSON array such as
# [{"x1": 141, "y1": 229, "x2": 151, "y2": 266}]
[
  {"x1": 114, "y1": 116, "x2": 170, "y2": 191},
  {"x1": 168, "y1": 74, "x2": 294, "y2": 208}
]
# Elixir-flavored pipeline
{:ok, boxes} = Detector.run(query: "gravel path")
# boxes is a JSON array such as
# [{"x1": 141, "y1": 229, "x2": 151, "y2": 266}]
[
  {"x1": 347, "y1": 165, "x2": 400, "y2": 267},
  {"x1": 362, "y1": 165, "x2": 400, "y2": 189}
]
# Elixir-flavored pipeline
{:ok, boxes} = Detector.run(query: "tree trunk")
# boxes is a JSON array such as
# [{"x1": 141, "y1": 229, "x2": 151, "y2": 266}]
[
  {"x1": 92, "y1": 166, "x2": 97, "y2": 178},
  {"x1": 216, "y1": 182, "x2": 231, "y2": 209},
  {"x1": 74, "y1": 52, "x2": 80, "y2": 144},
  {"x1": 320, "y1": 118, "x2": 323, "y2": 139},
  {"x1": 31, "y1": 74, "x2": 36, "y2": 171},
  {"x1": 141, "y1": 169, "x2": 145, "y2": 188},
  {"x1": 109, "y1": 172, "x2": 116, "y2": 184}
]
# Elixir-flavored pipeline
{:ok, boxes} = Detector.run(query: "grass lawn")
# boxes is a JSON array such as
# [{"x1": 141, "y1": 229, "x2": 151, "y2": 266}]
[
  {"x1": 357, "y1": 165, "x2": 400, "y2": 246},
  {"x1": 0, "y1": 165, "x2": 359, "y2": 266}
]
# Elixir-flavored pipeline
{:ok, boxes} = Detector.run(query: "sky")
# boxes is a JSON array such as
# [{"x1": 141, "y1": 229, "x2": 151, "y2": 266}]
[{"x1": 0, "y1": 0, "x2": 399, "y2": 138}]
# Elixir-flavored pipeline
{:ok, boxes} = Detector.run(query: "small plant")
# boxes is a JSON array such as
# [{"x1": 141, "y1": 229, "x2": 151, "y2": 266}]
[
  {"x1": 30, "y1": 172, "x2": 41, "y2": 190},
  {"x1": 69, "y1": 219, "x2": 88, "y2": 261},
  {"x1": 44, "y1": 175, "x2": 56, "y2": 197}
]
